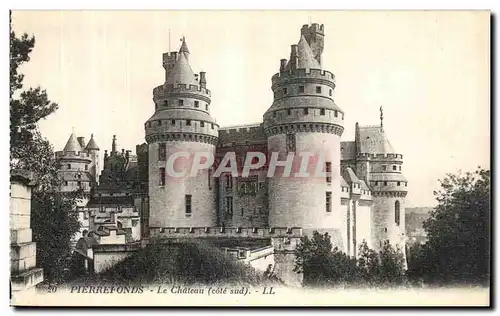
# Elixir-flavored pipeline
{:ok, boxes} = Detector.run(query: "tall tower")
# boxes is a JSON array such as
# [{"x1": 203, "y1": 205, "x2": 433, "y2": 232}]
[
  {"x1": 354, "y1": 118, "x2": 408, "y2": 257},
  {"x1": 145, "y1": 37, "x2": 219, "y2": 228},
  {"x1": 85, "y1": 134, "x2": 100, "y2": 184},
  {"x1": 263, "y1": 24, "x2": 344, "y2": 243}
]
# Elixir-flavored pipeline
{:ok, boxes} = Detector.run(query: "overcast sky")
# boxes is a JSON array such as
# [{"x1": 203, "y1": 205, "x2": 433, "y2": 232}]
[{"x1": 11, "y1": 11, "x2": 490, "y2": 207}]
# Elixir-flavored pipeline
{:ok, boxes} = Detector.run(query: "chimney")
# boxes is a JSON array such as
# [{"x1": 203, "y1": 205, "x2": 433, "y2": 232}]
[
  {"x1": 280, "y1": 59, "x2": 287, "y2": 72},
  {"x1": 199, "y1": 72, "x2": 207, "y2": 88},
  {"x1": 77, "y1": 137, "x2": 86, "y2": 149},
  {"x1": 89, "y1": 214, "x2": 95, "y2": 232},
  {"x1": 290, "y1": 45, "x2": 298, "y2": 70}
]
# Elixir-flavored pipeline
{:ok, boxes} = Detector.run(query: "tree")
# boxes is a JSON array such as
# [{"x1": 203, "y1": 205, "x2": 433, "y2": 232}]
[
  {"x1": 10, "y1": 12, "x2": 81, "y2": 283},
  {"x1": 411, "y1": 168, "x2": 490, "y2": 285},
  {"x1": 294, "y1": 232, "x2": 359, "y2": 287},
  {"x1": 294, "y1": 233, "x2": 407, "y2": 288}
]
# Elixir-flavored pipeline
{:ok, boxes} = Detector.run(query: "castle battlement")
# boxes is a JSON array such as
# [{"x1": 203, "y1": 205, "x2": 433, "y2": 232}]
[
  {"x1": 219, "y1": 123, "x2": 262, "y2": 133},
  {"x1": 55, "y1": 150, "x2": 92, "y2": 161},
  {"x1": 301, "y1": 23, "x2": 324, "y2": 34},
  {"x1": 357, "y1": 153, "x2": 404, "y2": 161},
  {"x1": 153, "y1": 84, "x2": 211, "y2": 99},
  {"x1": 149, "y1": 227, "x2": 304, "y2": 238},
  {"x1": 271, "y1": 68, "x2": 335, "y2": 84}
]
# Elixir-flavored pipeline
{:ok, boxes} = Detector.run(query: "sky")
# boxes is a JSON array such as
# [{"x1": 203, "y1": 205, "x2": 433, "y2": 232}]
[{"x1": 11, "y1": 10, "x2": 490, "y2": 207}]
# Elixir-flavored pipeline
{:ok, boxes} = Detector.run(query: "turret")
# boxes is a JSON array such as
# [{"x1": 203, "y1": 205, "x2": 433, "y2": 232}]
[
  {"x1": 55, "y1": 132, "x2": 93, "y2": 201},
  {"x1": 263, "y1": 23, "x2": 344, "y2": 244},
  {"x1": 354, "y1": 115, "x2": 408, "y2": 261},
  {"x1": 146, "y1": 37, "x2": 219, "y2": 229},
  {"x1": 85, "y1": 133, "x2": 100, "y2": 184}
]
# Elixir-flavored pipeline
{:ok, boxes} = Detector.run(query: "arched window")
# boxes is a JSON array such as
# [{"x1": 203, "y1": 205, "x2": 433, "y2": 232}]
[{"x1": 395, "y1": 201, "x2": 401, "y2": 226}]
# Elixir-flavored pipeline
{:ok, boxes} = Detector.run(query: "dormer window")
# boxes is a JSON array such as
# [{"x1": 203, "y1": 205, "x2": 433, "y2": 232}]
[
  {"x1": 206, "y1": 104, "x2": 208, "y2": 111},
  {"x1": 316, "y1": 86, "x2": 322, "y2": 93},
  {"x1": 329, "y1": 89, "x2": 332, "y2": 96},
  {"x1": 393, "y1": 165, "x2": 397, "y2": 171},
  {"x1": 384, "y1": 181, "x2": 388, "y2": 186},
  {"x1": 334, "y1": 110, "x2": 338, "y2": 117},
  {"x1": 194, "y1": 101, "x2": 199, "y2": 108},
  {"x1": 171, "y1": 119, "x2": 176, "y2": 125},
  {"x1": 287, "y1": 109, "x2": 291, "y2": 115},
  {"x1": 67, "y1": 164, "x2": 71, "y2": 169},
  {"x1": 299, "y1": 86, "x2": 305, "y2": 93},
  {"x1": 186, "y1": 120, "x2": 191, "y2": 126},
  {"x1": 320, "y1": 109, "x2": 325, "y2": 115},
  {"x1": 158, "y1": 120, "x2": 162, "y2": 126},
  {"x1": 178, "y1": 99, "x2": 184, "y2": 106},
  {"x1": 164, "y1": 100, "x2": 168, "y2": 106},
  {"x1": 304, "y1": 108, "x2": 309, "y2": 115},
  {"x1": 200, "y1": 121, "x2": 205, "y2": 127},
  {"x1": 283, "y1": 88, "x2": 288, "y2": 95}
]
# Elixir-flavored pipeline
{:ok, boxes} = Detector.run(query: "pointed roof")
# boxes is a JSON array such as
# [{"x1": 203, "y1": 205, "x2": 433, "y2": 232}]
[
  {"x1": 343, "y1": 167, "x2": 361, "y2": 184},
  {"x1": 179, "y1": 37, "x2": 190, "y2": 54},
  {"x1": 85, "y1": 134, "x2": 100, "y2": 150},
  {"x1": 296, "y1": 35, "x2": 320, "y2": 69},
  {"x1": 63, "y1": 132, "x2": 83, "y2": 152},
  {"x1": 285, "y1": 35, "x2": 321, "y2": 71},
  {"x1": 358, "y1": 125, "x2": 396, "y2": 154},
  {"x1": 166, "y1": 51, "x2": 198, "y2": 86}
]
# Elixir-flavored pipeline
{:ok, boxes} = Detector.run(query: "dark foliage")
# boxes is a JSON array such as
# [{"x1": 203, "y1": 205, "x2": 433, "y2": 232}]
[
  {"x1": 407, "y1": 168, "x2": 490, "y2": 286},
  {"x1": 294, "y1": 232, "x2": 406, "y2": 288},
  {"x1": 10, "y1": 12, "x2": 81, "y2": 283},
  {"x1": 97, "y1": 240, "x2": 283, "y2": 286}
]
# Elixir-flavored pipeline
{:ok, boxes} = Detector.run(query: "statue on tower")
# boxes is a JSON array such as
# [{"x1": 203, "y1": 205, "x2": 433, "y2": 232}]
[{"x1": 380, "y1": 105, "x2": 384, "y2": 129}]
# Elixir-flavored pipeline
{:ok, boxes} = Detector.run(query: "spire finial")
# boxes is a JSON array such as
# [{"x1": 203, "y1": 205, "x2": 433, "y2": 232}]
[
  {"x1": 72, "y1": 126, "x2": 75, "y2": 134},
  {"x1": 112, "y1": 135, "x2": 117, "y2": 153},
  {"x1": 380, "y1": 105, "x2": 384, "y2": 129}
]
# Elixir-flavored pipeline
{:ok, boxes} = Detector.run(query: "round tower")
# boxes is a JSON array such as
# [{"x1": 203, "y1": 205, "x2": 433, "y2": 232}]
[
  {"x1": 55, "y1": 132, "x2": 93, "y2": 205},
  {"x1": 145, "y1": 38, "x2": 219, "y2": 229},
  {"x1": 354, "y1": 120, "x2": 408, "y2": 257},
  {"x1": 263, "y1": 25, "x2": 345, "y2": 242},
  {"x1": 85, "y1": 133, "x2": 100, "y2": 184}
]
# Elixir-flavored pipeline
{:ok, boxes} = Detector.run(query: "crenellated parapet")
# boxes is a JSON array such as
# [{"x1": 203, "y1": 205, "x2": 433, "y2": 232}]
[
  {"x1": 357, "y1": 152, "x2": 404, "y2": 162},
  {"x1": 371, "y1": 191, "x2": 407, "y2": 198},
  {"x1": 153, "y1": 83, "x2": 211, "y2": 103},
  {"x1": 271, "y1": 68, "x2": 335, "y2": 88},
  {"x1": 145, "y1": 133, "x2": 218, "y2": 145},
  {"x1": 55, "y1": 150, "x2": 92, "y2": 162},
  {"x1": 264, "y1": 122, "x2": 343, "y2": 137},
  {"x1": 150, "y1": 226, "x2": 304, "y2": 239}
]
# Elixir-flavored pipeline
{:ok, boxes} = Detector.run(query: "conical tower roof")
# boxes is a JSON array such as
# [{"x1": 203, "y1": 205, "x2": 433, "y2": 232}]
[
  {"x1": 179, "y1": 37, "x2": 190, "y2": 54},
  {"x1": 85, "y1": 134, "x2": 100, "y2": 150},
  {"x1": 358, "y1": 125, "x2": 396, "y2": 154},
  {"x1": 296, "y1": 35, "x2": 321, "y2": 69},
  {"x1": 166, "y1": 50, "x2": 197, "y2": 86},
  {"x1": 63, "y1": 132, "x2": 83, "y2": 152}
]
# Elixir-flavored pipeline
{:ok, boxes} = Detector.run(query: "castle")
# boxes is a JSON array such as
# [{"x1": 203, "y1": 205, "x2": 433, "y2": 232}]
[{"x1": 57, "y1": 23, "x2": 408, "y2": 284}]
